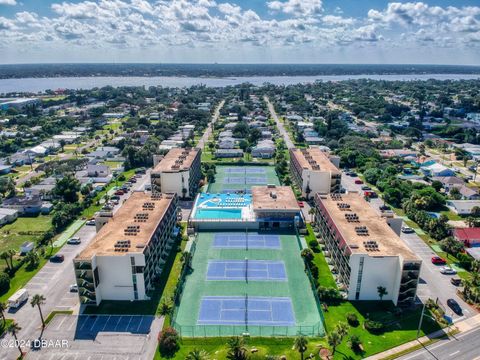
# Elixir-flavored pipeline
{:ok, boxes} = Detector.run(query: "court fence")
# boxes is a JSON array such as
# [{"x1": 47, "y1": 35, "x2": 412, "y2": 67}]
[{"x1": 170, "y1": 323, "x2": 324, "y2": 338}]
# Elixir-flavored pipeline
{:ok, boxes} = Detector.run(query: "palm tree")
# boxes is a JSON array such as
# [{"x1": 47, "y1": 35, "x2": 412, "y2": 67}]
[
  {"x1": 377, "y1": 286, "x2": 388, "y2": 301},
  {"x1": 159, "y1": 300, "x2": 172, "y2": 316},
  {"x1": 0, "y1": 251, "x2": 11, "y2": 271},
  {"x1": 335, "y1": 321, "x2": 349, "y2": 339},
  {"x1": 293, "y1": 335, "x2": 308, "y2": 360},
  {"x1": 7, "y1": 321, "x2": 22, "y2": 357},
  {"x1": 327, "y1": 330, "x2": 342, "y2": 355},
  {"x1": 31, "y1": 294, "x2": 46, "y2": 328},
  {"x1": 186, "y1": 349, "x2": 210, "y2": 360},
  {"x1": 226, "y1": 336, "x2": 248, "y2": 360},
  {"x1": 0, "y1": 301, "x2": 7, "y2": 326},
  {"x1": 308, "y1": 207, "x2": 315, "y2": 222}
]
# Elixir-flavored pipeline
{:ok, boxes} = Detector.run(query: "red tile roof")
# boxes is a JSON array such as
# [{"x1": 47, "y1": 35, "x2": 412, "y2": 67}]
[{"x1": 453, "y1": 228, "x2": 480, "y2": 242}]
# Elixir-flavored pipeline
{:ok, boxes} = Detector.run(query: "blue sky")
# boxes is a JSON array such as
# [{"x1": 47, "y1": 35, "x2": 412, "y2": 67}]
[{"x1": 0, "y1": 0, "x2": 479, "y2": 64}]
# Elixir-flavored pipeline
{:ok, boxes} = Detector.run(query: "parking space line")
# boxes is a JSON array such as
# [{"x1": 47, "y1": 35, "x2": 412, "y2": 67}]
[
  {"x1": 136, "y1": 316, "x2": 144, "y2": 332},
  {"x1": 102, "y1": 316, "x2": 111, "y2": 331},
  {"x1": 89, "y1": 316, "x2": 99, "y2": 331},
  {"x1": 56, "y1": 315, "x2": 68, "y2": 330},
  {"x1": 126, "y1": 315, "x2": 133, "y2": 331},
  {"x1": 79, "y1": 316, "x2": 91, "y2": 331},
  {"x1": 67, "y1": 316, "x2": 77, "y2": 331},
  {"x1": 113, "y1": 316, "x2": 122, "y2": 331}
]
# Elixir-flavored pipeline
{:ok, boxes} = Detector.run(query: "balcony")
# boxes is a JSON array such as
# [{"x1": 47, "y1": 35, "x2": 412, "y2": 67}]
[{"x1": 74, "y1": 261, "x2": 92, "y2": 270}]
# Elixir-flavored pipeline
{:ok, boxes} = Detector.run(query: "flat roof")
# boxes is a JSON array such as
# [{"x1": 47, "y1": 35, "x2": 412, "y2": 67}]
[
  {"x1": 291, "y1": 148, "x2": 340, "y2": 174},
  {"x1": 76, "y1": 192, "x2": 175, "y2": 259},
  {"x1": 317, "y1": 192, "x2": 419, "y2": 260},
  {"x1": 252, "y1": 186, "x2": 300, "y2": 211},
  {"x1": 153, "y1": 148, "x2": 200, "y2": 173}
]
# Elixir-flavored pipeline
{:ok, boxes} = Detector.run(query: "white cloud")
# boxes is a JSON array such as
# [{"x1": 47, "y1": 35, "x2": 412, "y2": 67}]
[
  {"x1": 0, "y1": 0, "x2": 17, "y2": 5},
  {"x1": 322, "y1": 15, "x2": 355, "y2": 26},
  {"x1": 267, "y1": 0, "x2": 322, "y2": 17}
]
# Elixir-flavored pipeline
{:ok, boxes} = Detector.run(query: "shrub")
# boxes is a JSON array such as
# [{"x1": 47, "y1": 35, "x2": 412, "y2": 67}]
[
  {"x1": 0, "y1": 273, "x2": 10, "y2": 295},
  {"x1": 301, "y1": 248, "x2": 314, "y2": 263},
  {"x1": 118, "y1": 174, "x2": 126, "y2": 181},
  {"x1": 317, "y1": 286, "x2": 342, "y2": 302},
  {"x1": 158, "y1": 327, "x2": 179, "y2": 356},
  {"x1": 364, "y1": 319, "x2": 385, "y2": 334},
  {"x1": 309, "y1": 263, "x2": 319, "y2": 279},
  {"x1": 347, "y1": 335, "x2": 362, "y2": 352},
  {"x1": 346, "y1": 312, "x2": 359, "y2": 327}
]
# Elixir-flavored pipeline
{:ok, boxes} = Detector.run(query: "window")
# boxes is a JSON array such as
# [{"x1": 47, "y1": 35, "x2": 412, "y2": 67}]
[
  {"x1": 93, "y1": 267, "x2": 100, "y2": 287},
  {"x1": 355, "y1": 257, "x2": 364, "y2": 300}
]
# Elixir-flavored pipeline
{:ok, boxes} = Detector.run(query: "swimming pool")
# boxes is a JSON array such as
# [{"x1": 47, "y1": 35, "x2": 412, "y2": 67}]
[
  {"x1": 194, "y1": 208, "x2": 243, "y2": 219},
  {"x1": 197, "y1": 193, "x2": 252, "y2": 208}
]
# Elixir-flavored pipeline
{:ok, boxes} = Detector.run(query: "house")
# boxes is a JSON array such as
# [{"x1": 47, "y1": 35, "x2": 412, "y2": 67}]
[
  {"x1": 0, "y1": 208, "x2": 18, "y2": 226},
  {"x1": 1, "y1": 195, "x2": 52, "y2": 215},
  {"x1": 215, "y1": 149, "x2": 243, "y2": 158},
  {"x1": 0, "y1": 98, "x2": 40, "y2": 110},
  {"x1": 224, "y1": 122, "x2": 237, "y2": 130},
  {"x1": 87, "y1": 146, "x2": 120, "y2": 159},
  {"x1": 218, "y1": 130, "x2": 233, "y2": 139},
  {"x1": 453, "y1": 228, "x2": 480, "y2": 247},
  {"x1": 252, "y1": 140, "x2": 275, "y2": 159},
  {"x1": 261, "y1": 130, "x2": 272, "y2": 139},
  {"x1": 24, "y1": 145, "x2": 48, "y2": 157},
  {"x1": 305, "y1": 136, "x2": 324, "y2": 145},
  {"x1": 87, "y1": 165, "x2": 111, "y2": 178},
  {"x1": 457, "y1": 185, "x2": 480, "y2": 200},
  {"x1": 446, "y1": 200, "x2": 480, "y2": 215},
  {"x1": 420, "y1": 162, "x2": 455, "y2": 177},
  {"x1": 218, "y1": 138, "x2": 236, "y2": 149},
  {"x1": 431, "y1": 176, "x2": 464, "y2": 190}
]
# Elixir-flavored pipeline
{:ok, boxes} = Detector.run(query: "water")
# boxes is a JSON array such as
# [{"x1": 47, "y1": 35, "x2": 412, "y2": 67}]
[
  {"x1": 1, "y1": 74, "x2": 480, "y2": 93},
  {"x1": 194, "y1": 208, "x2": 242, "y2": 220}
]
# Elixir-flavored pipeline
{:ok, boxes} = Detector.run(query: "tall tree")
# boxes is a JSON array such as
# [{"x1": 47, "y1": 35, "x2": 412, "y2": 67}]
[
  {"x1": 226, "y1": 336, "x2": 248, "y2": 360},
  {"x1": 185, "y1": 349, "x2": 210, "y2": 360},
  {"x1": 7, "y1": 321, "x2": 22, "y2": 357},
  {"x1": 31, "y1": 294, "x2": 46, "y2": 328},
  {"x1": 327, "y1": 330, "x2": 342, "y2": 355},
  {"x1": 293, "y1": 335, "x2": 308, "y2": 360},
  {"x1": 377, "y1": 286, "x2": 388, "y2": 301}
]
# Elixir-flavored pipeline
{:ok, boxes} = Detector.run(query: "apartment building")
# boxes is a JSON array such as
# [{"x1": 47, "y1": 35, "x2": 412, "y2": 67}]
[
  {"x1": 289, "y1": 148, "x2": 341, "y2": 197},
  {"x1": 73, "y1": 192, "x2": 178, "y2": 306},
  {"x1": 313, "y1": 192, "x2": 421, "y2": 306},
  {"x1": 151, "y1": 148, "x2": 202, "y2": 198}
]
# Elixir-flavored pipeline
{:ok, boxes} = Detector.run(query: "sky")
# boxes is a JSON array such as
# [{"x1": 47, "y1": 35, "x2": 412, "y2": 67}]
[{"x1": 0, "y1": 0, "x2": 479, "y2": 65}]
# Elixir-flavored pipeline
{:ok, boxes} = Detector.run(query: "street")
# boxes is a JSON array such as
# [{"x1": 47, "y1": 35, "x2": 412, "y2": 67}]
[
  {"x1": 196, "y1": 99, "x2": 225, "y2": 150},
  {"x1": 397, "y1": 327, "x2": 480, "y2": 360},
  {"x1": 264, "y1": 95, "x2": 294, "y2": 149}
]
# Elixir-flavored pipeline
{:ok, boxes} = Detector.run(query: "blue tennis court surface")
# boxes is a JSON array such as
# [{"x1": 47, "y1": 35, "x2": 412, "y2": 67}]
[
  {"x1": 225, "y1": 168, "x2": 266, "y2": 174},
  {"x1": 246, "y1": 176, "x2": 267, "y2": 184},
  {"x1": 207, "y1": 260, "x2": 287, "y2": 281},
  {"x1": 198, "y1": 296, "x2": 295, "y2": 326},
  {"x1": 213, "y1": 233, "x2": 281, "y2": 249},
  {"x1": 73, "y1": 315, "x2": 154, "y2": 339}
]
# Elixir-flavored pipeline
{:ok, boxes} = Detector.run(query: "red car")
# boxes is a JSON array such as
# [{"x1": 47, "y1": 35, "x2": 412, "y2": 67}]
[
  {"x1": 431, "y1": 256, "x2": 447, "y2": 265},
  {"x1": 355, "y1": 179, "x2": 364, "y2": 185},
  {"x1": 297, "y1": 201, "x2": 304, "y2": 208},
  {"x1": 114, "y1": 190, "x2": 124, "y2": 195}
]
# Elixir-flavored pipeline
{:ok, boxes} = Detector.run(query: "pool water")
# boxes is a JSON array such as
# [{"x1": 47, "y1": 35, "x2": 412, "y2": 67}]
[{"x1": 195, "y1": 208, "x2": 242, "y2": 219}]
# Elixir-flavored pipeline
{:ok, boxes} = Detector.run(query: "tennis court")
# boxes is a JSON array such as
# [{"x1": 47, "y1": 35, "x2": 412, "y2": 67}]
[
  {"x1": 206, "y1": 260, "x2": 287, "y2": 281},
  {"x1": 208, "y1": 166, "x2": 280, "y2": 193},
  {"x1": 173, "y1": 231, "x2": 324, "y2": 337},
  {"x1": 213, "y1": 233, "x2": 281, "y2": 249},
  {"x1": 198, "y1": 296, "x2": 295, "y2": 326}
]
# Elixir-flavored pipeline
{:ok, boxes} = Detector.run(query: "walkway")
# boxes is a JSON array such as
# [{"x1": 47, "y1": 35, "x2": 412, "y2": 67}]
[{"x1": 264, "y1": 95, "x2": 294, "y2": 149}]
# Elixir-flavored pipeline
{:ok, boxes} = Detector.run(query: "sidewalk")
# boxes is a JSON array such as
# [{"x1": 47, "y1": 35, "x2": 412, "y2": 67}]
[{"x1": 366, "y1": 313, "x2": 480, "y2": 359}]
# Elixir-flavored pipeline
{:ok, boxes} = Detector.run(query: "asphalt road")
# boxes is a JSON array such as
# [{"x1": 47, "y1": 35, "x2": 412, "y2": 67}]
[
  {"x1": 341, "y1": 173, "x2": 472, "y2": 322},
  {"x1": 397, "y1": 327, "x2": 480, "y2": 360},
  {"x1": 196, "y1": 99, "x2": 225, "y2": 150},
  {"x1": 264, "y1": 95, "x2": 294, "y2": 149}
]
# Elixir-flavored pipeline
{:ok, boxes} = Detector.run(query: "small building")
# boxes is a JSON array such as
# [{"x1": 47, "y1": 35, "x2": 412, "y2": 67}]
[
  {"x1": 0, "y1": 98, "x2": 40, "y2": 110},
  {"x1": 420, "y1": 163, "x2": 455, "y2": 177},
  {"x1": 0, "y1": 208, "x2": 18, "y2": 226},
  {"x1": 0, "y1": 164, "x2": 12, "y2": 175},
  {"x1": 252, "y1": 140, "x2": 275, "y2": 159},
  {"x1": 453, "y1": 228, "x2": 480, "y2": 247},
  {"x1": 446, "y1": 200, "x2": 480, "y2": 215},
  {"x1": 87, "y1": 165, "x2": 111, "y2": 178},
  {"x1": 215, "y1": 149, "x2": 243, "y2": 158},
  {"x1": 2, "y1": 195, "x2": 43, "y2": 215}
]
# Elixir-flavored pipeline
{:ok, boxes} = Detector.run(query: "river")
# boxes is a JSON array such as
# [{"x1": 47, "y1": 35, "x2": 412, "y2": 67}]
[{"x1": 1, "y1": 74, "x2": 479, "y2": 93}]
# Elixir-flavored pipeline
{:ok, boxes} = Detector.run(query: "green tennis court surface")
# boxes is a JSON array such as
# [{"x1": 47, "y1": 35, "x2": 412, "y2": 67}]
[
  {"x1": 207, "y1": 166, "x2": 280, "y2": 193},
  {"x1": 173, "y1": 231, "x2": 324, "y2": 337}
]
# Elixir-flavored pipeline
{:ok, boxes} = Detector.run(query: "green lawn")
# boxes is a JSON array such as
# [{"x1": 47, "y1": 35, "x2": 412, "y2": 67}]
[
  {"x1": 305, "y1": 224, "x2": 337, "y2": 288},
  {"x1": 0, "y1": 319, "x2": 13, "y2": 337},
  {"x1": 0, "y1": 215, "x2": 53, "y2": 255},
  {"x1": 0, "y1": 247, "x2": 60, "y2": 302}
]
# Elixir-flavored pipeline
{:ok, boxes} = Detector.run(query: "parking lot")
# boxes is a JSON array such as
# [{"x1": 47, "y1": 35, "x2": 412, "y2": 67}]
[{"x1": 26, "y1": 314, "x2": 160, "y2": 360}]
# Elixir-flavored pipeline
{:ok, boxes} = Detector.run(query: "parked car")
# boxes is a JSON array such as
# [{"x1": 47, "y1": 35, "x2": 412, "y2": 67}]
[
  {"x1": 354, "y1": 179, "x2": 363, "y2": 184},
  {"x1": 431, "y1": 256, "x2": 447, "y2": 265},
  {"x1": 50, "y1": 254, "x2": 65, "y2": 263},
  {"x1": 401, "y1": 226, "x2": 414, "y2": 234},
  {"x1": 447, "y1": 298, "x2": 462, "y2": 315},
  {"x1": 67, "y1": 237, "x2": 81, "y2": 245},
  {"x1": 69, "y1": 284, "x2": 78, "y2": 292},
  {"x1": 450, "y1": 277, "x2": 462, "y2": 286},
  {"x1": 440, "y1": 266, "x2": 457, "y2": 275},
  {"x1": 86, "y1": 219, "x2": 95, "y2": 226},
  {"x1": 297, "y1": 201, "x2": 304, "y2": 208},
  {"x1": 349, "y1": 172, "x2": 357, "y2": 177},
  {"x1": 129, "y1": 178, "x2": 137, "y2": 183},
  {"x1": 111, "y1": 195, "x2": 120, "y2": 200},
  {"x1": 379, "y1": 205, "x2": 391, "y2": 211},
  {"x1": 114, "y1": 190, "x2": 124, "y2": 195},
  {"x1": 361, "y1": 185, "x2": 371, "y2": 190}
]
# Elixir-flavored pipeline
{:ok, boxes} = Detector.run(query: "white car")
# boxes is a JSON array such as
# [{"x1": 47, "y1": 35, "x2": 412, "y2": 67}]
[
  {"x1": 67, "y1": 237, "x2": 81, "y2": 245},
  {"x1": 440, "y1": 266, "x2": 457, "y2": 275},
  {"x1": 401, "y1": 226, "x2": 414, "y2": 234},
  {"x1": 69, "y1": 284, "x2": 78, "y2": 292}
]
